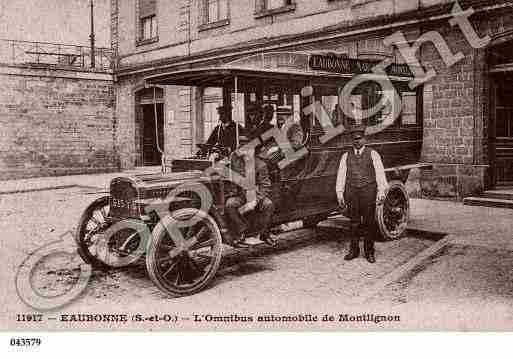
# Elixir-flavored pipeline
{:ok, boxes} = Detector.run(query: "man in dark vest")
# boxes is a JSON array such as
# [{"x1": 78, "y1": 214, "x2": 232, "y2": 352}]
[{"x1": 336, "y1": 126, "x2": 388, "y2": 263}]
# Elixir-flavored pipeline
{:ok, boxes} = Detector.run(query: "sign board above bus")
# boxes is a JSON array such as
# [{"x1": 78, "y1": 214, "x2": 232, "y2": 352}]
[
  {"x1": 309, "y1": 54, "x2": 414, "y2": 78},
  {"x1": 224, "y1": 52, "x2": 414, "y2": 78}
]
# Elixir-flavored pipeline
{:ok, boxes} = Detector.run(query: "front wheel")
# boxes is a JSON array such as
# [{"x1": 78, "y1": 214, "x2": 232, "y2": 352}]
[
  {"x1": 375, "y1": 180, "x2": 410, "y2": 241},
  {"x1": 75, "y1": 196, "x2": 144, "y2": 270},
  {"x1": 75, "y1": 196, "x2": 112, "y2": 269},
  {"x1": 146, "y1": 208, "x2": 223, "y2": 297}
]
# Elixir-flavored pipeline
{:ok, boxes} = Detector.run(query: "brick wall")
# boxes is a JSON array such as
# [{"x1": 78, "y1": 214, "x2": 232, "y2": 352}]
[{"x1": 0, "y1": 65, "x2": 117, "y2": 180}]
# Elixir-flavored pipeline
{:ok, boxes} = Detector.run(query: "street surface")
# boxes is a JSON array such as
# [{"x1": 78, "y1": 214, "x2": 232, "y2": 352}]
[{"x1": 1, "y1": 184, "x2": 513, "y2": 330}]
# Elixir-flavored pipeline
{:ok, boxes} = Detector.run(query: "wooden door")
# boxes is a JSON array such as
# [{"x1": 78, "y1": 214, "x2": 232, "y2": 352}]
[
  {"x1": 492, "y1": 76, "x2": 513, "y2": 185},
  {"x1": 142, "y1": 104, "x2": 164, "y2": 166}
]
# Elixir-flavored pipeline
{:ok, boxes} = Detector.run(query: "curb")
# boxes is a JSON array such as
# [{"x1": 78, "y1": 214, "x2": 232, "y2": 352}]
[
  {"x1": 359, "y1": 234, "x2": 455, "y2": 302},
  {"x1": 0, "y1": 184, "x2": 78, "y2": 195}
]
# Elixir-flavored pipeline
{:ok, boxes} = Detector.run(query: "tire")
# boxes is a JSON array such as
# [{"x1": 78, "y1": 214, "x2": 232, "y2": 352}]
[
  {"x1": 75, "y1": 196, "x2": 112, "y2": 269},
  {"x1": 75, "y1": 196, "x2": 145, "y2": 270},
  {"x1": 375, "y1": 180, "x2": 410, "y2": 241},
  {"x1": 146, "y1": 208, "x2": 223, "y2": 297}
]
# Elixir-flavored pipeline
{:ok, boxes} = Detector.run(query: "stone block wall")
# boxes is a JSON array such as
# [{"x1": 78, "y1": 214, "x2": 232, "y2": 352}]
[
  {"x1": 417, "y1": 20, "x2": 486, "y2": 198},
  {"x1": 0, "y1": 65, "x2": 117, "y2": 180}
]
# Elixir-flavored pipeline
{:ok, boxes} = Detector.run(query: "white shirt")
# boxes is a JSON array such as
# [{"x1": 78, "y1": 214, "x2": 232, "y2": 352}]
[{"x1": 335, "y1": 146, "x2": 388, "y2": 199}]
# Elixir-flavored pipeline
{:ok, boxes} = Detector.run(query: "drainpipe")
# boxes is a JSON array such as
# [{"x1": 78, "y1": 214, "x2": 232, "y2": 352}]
[{"x1": 89, "y1": 0, "x2": 95, "y2": 69}]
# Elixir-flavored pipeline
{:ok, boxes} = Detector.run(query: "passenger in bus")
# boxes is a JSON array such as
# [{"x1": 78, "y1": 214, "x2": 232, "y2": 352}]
[
  {"x1": 336, "y1": 126, "x2": 388, "y2": 264},
  {"x1": 248, "y1": 104, "x2": 274, "y2": 140},
  {"x1": 225, "y1": 145, "x2": 277, "y2": 248},
  {"x1": 245, "y1": 103, "x2": 262, "y2": 136},
  {"x1": 276, "y1": 106, "x2": 293, "y2": 129},
  {"x1": 204, "y1": 104, "x2": 245, "y2": 155}
]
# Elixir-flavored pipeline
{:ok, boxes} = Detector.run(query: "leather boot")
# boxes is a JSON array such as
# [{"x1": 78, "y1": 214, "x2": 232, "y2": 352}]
[
  {"x1": 365, "y1": 253, "x2": 376, "y2": 263},
  {"x1": 344, "y1": 241, "x2": 360, "y2": 261},
  {"x1": 260, "y1": 231, "x2": 277, "y2": 247}
]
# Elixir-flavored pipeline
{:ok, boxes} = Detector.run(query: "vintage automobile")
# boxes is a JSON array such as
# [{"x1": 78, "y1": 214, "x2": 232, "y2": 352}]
[{"x1": 75, "y1": 53, "x2": 430, "y2": 297}]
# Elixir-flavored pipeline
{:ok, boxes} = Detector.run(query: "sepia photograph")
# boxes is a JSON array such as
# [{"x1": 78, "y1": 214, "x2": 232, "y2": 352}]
[{"x1": 1, "y1": 0, "x2": 513, "y2": 345}]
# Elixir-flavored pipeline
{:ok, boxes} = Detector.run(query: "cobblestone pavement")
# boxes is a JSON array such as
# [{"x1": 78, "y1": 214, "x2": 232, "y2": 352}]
[{"x1": 1, "y1": 187, "x2": 513, "y2": 330}]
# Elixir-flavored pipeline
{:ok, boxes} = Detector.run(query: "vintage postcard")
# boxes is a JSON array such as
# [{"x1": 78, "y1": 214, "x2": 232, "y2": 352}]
[{"x1": 1, "y1": 0, "x2": 513, "y2": 338}]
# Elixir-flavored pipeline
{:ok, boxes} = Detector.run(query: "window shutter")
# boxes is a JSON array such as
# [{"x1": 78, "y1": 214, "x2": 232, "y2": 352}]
[{"x1": 139, "y1": 0, "x2": 156, "y2": 18}]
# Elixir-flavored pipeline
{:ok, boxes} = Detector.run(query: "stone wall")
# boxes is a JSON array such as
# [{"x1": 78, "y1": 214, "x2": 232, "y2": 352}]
[
  {"x1": 418, "y1": 12, "x2": 513, "y2": 198},
  {"x1": 0, "y1": 65, "x2": 117, "y2": 180}
]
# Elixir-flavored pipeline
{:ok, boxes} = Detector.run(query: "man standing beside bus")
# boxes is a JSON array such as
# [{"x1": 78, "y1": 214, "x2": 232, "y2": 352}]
[{"x1": 336, "y1": 126, "x2": 388, "y2": 263}]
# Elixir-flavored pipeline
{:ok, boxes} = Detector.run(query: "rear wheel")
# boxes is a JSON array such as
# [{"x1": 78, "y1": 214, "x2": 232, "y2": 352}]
[
  {"x1": 376, "y1": 180, "x2": 410, "y2": 241},
  {"x1": 146, "y1": 208, "x2": 223, "y2": 297}
]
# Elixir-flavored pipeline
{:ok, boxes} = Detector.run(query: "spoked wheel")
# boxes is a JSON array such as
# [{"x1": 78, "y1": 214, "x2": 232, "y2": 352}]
[
  {"x1": 376, "y1": 180, "x2": 410, "y2": 241},
  {"x1": 75, "y1": 196, "x2": 143, "y2": 269},
  {"x1": 146, "y1": 208, "x2": 223, "y2": 297}
]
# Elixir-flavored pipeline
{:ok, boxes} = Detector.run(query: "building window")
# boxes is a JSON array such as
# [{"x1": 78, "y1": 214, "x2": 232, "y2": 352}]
[
  {"x1": 141, "y1": 15, "x2": 157, "y2": 40},
  {"x1": 137, "y1": 0, "x2": 158, "y2": 44},
  {"x1": 265, "y1": 0, "x2": 292, "y2": 9},
  {"x1": 204, "y1": 0, "x2": 228, "y2": 23},
  {"x1": 401, "y1": 92, "x2": 418, "y2": 125},
  {"x1": 199, "y1": 0, "x2": 229, "y2": 31},
  {"x1": 255, "y1": 0, "x2": 295, "y2": 18}
]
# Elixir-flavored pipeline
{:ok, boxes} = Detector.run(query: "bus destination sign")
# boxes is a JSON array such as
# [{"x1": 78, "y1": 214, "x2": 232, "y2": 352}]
[{"x1": 309, "y1": 54, "x2": 414, "y2": 78}]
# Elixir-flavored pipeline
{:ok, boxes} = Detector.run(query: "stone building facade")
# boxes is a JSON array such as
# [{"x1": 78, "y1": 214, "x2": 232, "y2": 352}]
[
  {"x1": 111, "y1": 0, "x2": 513, "y2": 198},
  {"x1": 0, "y1": 65, "x2": 116, "y2": 180}
]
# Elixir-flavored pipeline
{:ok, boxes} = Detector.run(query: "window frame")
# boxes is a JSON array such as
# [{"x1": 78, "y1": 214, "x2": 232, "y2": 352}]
[
  {"x1": 199, "y1": 0, "x2": 230, "y2": 31},
  {"x1": 140, "y1": 15, "x2": 158, "y2": 42},
  {"x1": 136, "y1": 0, "x2": 158, "y2": 46},
  {"x1": 254, "y1": 0, "x2": 296, "y2": 19}
]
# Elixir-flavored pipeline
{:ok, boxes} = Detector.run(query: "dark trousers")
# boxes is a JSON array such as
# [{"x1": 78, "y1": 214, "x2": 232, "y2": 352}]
[
  {"x1": 345, "y1": 183, "x2": 377, "y2": 255},
  {"x1": 225, "y1": 195, "x2": 275, "y2": 236}
]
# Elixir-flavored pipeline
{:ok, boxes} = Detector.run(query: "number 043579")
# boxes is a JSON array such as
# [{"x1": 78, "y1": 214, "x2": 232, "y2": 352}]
[{"x1": 9, "y1": 338, "x2": 42, "y2": 347}]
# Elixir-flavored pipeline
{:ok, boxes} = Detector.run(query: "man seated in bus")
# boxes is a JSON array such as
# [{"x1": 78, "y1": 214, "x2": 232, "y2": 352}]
[
  {"x1": 202, "y1": 105, "x2": 245, "y2": 156},
  {"x1": 248, "y1": 104, "x2": 274, "y2": 141},
  {"x1": 224, "y1": 145, "x2": 277, "y2": 248},
  {"x1": 245, "y1": 103, "x2": 262, "y2": 136}
]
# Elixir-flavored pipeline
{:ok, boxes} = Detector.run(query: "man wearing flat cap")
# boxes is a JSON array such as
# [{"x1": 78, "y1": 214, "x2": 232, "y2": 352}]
[
  {"x1": 336, "y1": 126, "x2": 388, "y2": 263},
  {"x1": 205, "y1": 105, "x2": 245, "y2": 154}
]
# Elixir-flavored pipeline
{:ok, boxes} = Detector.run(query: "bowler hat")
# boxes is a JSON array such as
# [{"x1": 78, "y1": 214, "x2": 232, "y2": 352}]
[
  {"x1": 262, "y1": 104, "x2": 274, "y2": 115},
  {"x1": 217, "y1": 104, "x2": 232, "y2": 113},
  {"x1": 246, "y1": 103, "x2": 261, "y2": 114},
  {"x1": 349, "y1": 125, "x2": 366, "y2": 137}
]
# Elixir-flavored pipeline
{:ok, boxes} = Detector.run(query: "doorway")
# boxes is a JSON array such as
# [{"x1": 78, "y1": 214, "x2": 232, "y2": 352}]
[
  {"x1": 141, "y1": 103, "x2": 164, "y2": 166},
  {"x1": 490, "y1": 74, "x2": 513, "y2": 186},
  {"x1": 136, "y1": 87, "x2": 164, "y2": 167},
  {"x1": 489, "y1": 38, "x2": 513, "y2": 187}
]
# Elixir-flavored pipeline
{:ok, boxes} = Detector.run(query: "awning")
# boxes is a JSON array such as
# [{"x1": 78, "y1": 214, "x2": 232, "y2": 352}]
[{"x1": 144, "y1": 67, "x2": 354, "y2": 88}]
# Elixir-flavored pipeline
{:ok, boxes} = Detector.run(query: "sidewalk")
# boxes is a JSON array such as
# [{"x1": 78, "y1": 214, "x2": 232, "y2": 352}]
[
  {"x1": 0, "y1": 167, "x2": 162, "y2": 195},
  {"x1": 408, "y1": 197, "x2": 513, "y2": 250}
]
